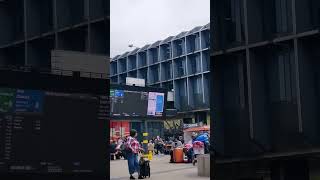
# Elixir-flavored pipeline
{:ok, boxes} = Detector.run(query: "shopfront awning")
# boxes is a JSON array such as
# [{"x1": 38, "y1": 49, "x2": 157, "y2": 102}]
[{"x1": 183, "y1": 125, "x2": 210, "y2": 132}]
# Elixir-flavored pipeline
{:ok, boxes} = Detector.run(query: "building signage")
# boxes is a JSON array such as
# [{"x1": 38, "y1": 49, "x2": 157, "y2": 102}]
[{"x1": 183, "y1": 123, "x2": 199, "y2": 129}]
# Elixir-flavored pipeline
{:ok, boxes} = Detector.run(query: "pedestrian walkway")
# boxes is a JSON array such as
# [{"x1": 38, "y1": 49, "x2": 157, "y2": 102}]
[{"x1": 110, "y1": 155, "x2": 210, "y2": 180}]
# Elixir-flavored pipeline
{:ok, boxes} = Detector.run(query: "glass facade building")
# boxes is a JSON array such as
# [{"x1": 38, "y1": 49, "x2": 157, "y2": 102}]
[{"x1": 110, "y1": 23, "x2": 210, "y2": 122}]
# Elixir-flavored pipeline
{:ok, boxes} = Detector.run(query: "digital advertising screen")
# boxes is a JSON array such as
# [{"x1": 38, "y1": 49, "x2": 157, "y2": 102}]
[
  {"x1": 110, "y1": 84, "x2": 166, "y2": 119},
  {"x1": 147, "y1": 92, "x2": 165, "y2": 116}
]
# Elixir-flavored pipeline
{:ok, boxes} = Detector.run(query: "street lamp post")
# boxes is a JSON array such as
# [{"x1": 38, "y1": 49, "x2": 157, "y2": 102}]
[{"x1": 128, "y1": 44, "x2": 138, "y2": 48}]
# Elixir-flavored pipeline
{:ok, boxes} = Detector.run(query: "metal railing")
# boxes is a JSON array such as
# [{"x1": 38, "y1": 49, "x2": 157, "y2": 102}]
[{"x1": 0, "y1": 65, "x2": 109, "y2": 79}]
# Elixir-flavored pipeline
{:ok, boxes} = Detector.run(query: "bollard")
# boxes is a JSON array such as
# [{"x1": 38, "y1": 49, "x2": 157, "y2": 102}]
[
  {"x1": 197, "y1": 154, "x2": 210, "y2": 177},
  {"x1": 142, "y1": 132, "x2": 148, "y2": 159}
]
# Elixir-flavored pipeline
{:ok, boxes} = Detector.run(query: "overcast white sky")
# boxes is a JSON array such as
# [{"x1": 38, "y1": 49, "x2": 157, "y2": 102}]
[{"x1": 110, "y1": 0, "x2": 210, "y2": 57}]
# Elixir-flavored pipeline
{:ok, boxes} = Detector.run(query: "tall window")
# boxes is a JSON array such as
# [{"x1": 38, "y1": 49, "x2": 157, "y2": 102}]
[
  {"x1": 268, "y1": 50, "x2": 296, "y2": 102},
  {"x1": 165, "y1": 62, "x2": 172, "y2": 79},
  {"x1": 275, "y1": 0, "x2": 292, "y2": 33},
  {"x1": 194, "y1": 77, "x2": 202, "y2": 94},
  {"x1": 230, "y1": 0, "x2": 245, "y2": 43},
  {"x1": 190, "y1": 57, "x2": 197, "y2": 74},
  {"x1": 195, "y1": 34, "x2": 200, "y2": 51},
  {"x1": 278, "y1": 51, "x2": 296, "y2": 102},
  {"x1": 176, "y1": 60, "x2": 185, "y2": 77},
  {"x1": 165, "y1": 46, "x2": 171, "y2": 60}
]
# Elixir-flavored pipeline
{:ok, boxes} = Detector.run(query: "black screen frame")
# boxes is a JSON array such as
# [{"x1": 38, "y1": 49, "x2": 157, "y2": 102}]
[
  {"x1": 110, "y1": 84, "x2": 167, "y2": 120},
  {"x1": 0, "y1": 69, "x2": 109, "y2": 180}
]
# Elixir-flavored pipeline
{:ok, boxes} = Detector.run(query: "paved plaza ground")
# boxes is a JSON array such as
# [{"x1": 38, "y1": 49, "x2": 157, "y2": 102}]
[{"x1": 110, "y1": 155, "x2": 210, "y2": 180}]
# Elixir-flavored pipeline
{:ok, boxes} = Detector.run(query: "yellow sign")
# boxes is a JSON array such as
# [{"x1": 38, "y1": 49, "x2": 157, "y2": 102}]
[
  {"x1": 143, "y1": 133, "x2": 148, "y2": 136},
  {"x1": 143, "y1": 140, "x2": 148, "y2": 144}
]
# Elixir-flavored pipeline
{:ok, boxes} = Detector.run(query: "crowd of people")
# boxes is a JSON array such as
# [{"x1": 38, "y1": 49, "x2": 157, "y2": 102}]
[
  {"x1": 145, "y1": 132, "x2": 210, "y2": 165},
  {"x1": 110, "y1": 130, "x2": 210, "y2": 179},
  {"x1": 110, "y1": 135, "x2": 166, "y2": 160},
  {"x1": 111, "y1": 132, "x2": 210, "y2": 159},
  {"x1": 145, "y1": 136, "x2": 183, "y2": 155}
]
